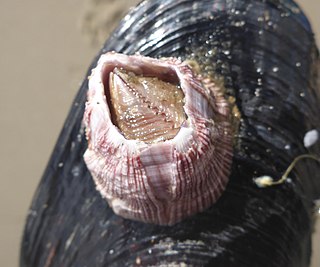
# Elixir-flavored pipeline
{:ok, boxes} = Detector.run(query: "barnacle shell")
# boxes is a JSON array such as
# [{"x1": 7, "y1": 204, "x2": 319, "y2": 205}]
[{"x1": 83, "y1": 52, "x2": 232, "y2": 225}]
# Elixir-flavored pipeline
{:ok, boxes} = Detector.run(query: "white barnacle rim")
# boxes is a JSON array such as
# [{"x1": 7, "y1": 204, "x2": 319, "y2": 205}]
[{"x1": 83, "y1": 51, "x2": 233, "y2": 225}]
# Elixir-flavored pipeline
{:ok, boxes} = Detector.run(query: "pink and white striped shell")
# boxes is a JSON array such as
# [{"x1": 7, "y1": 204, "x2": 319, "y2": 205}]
[{"x1": 83, "y1": 52, "x2": 233, "y2": 225}]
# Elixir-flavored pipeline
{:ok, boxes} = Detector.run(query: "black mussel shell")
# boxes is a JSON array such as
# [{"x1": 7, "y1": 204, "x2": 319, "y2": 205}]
[{"x1": 21, "y1": 0, "x2": 320, "y2": 266}]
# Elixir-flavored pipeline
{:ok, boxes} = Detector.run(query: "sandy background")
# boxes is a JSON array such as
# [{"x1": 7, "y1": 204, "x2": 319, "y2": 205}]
[{"x1": 0, "y1": 0, "x2": 319, "y2": 266}]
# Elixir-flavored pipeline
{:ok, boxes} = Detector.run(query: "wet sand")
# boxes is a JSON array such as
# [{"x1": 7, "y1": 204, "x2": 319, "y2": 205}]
[{"x1": 0, "y1": 0, "x2": 319, "y2": 266}]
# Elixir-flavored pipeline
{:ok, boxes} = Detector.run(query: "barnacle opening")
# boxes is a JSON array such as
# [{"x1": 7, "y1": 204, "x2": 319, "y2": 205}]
[{"x1": 102, "y1": 65, "x2": 187, "y2": 144}]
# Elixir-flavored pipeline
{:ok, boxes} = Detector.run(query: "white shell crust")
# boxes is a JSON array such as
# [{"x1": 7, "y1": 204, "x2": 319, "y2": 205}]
[{"x1": 83, "y1": 52, "x2": 233, "y2": 225}]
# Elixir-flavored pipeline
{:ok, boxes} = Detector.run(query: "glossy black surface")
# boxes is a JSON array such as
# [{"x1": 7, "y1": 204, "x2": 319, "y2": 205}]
[{"x1": 21, "y1": 0, "x2": 320, "y2": 266}]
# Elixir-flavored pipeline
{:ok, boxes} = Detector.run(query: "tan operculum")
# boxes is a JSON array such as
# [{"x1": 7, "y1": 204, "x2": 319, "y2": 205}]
[{"x1": 109, "y1": 68, "x2": 186, "y2": 143}]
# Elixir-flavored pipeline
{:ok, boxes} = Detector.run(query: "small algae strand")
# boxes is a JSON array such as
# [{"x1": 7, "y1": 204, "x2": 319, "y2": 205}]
[{"x1": 254, "y1": 154, "x2": 320, "y2": 188}]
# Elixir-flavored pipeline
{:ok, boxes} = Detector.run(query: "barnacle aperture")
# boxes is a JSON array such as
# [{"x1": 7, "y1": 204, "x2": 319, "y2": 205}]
[
  {"x1": 108, "y1": 68, "x2": 186, "y2": 143},
  {"x1": 84, "y1": 52, "x2": 233, "y2": 225}
]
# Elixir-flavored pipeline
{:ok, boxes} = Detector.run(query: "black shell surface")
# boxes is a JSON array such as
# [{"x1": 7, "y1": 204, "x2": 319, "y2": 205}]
[{"x1": 21, "y1": 0, "x2": 320, "y2": 266}]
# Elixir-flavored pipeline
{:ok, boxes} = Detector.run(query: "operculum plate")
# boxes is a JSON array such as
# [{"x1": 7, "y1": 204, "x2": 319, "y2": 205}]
[{"x1": 109, "y1": 67, "x2": 186, "y2": 143}]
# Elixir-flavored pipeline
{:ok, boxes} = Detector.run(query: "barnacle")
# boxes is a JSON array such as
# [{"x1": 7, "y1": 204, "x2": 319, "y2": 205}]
[{"x1": 83, "y1": 52, "x2": 232, "y2": 225}]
